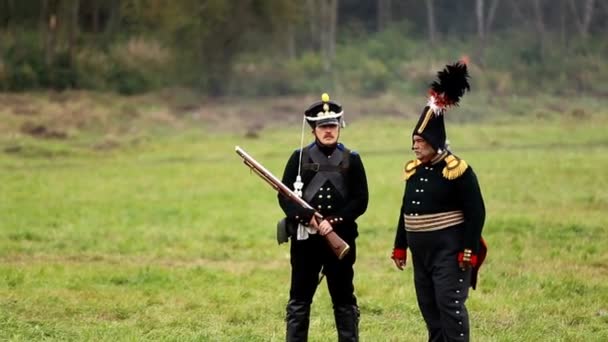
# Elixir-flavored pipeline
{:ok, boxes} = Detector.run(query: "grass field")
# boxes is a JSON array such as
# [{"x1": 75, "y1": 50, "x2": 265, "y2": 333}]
[{"x1": 1, "y1": 93, "x2": 608, "y2": 341}]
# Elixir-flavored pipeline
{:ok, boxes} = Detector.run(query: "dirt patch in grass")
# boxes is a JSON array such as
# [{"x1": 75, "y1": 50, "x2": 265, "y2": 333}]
[{"x1": 20, "y1": 122, "x2": 68, "y2": 139}]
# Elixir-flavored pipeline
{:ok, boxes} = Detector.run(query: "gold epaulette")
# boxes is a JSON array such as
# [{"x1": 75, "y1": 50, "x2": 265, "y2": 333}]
[
  {"x1": 442, "y1": 155, "x2": 468, "y2": 180},
  {"x1": 403, "y1": 159, "x2": 421, "y2": 180}
]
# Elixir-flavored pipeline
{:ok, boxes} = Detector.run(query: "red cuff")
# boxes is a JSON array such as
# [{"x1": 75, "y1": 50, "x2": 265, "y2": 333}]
[
  {"x1": 457, "y1": 251, "x2": 478, "y2": 267},
  {"x1": 392, "y1": 248, "x2": 407, "y2": 260}
]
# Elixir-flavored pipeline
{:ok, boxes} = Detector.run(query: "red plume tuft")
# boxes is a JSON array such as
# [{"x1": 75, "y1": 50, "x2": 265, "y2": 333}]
[{"x1": 428, "y1": 62, "x2": 470, "y2": 113}]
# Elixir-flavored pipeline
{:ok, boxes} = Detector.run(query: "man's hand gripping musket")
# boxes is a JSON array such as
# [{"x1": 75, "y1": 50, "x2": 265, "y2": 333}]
[{"x1": 235, "y1": 146, "x2": 350, "y2": 259}]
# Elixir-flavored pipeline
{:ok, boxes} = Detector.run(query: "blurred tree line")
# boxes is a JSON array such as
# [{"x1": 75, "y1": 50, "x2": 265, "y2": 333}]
[{"x1": 0, "y1": 0, "x2": 606, "y2": 96}]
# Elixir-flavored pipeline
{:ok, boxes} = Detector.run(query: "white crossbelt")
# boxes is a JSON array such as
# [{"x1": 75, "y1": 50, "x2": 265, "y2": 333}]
[{"x1": 404, "y1": 210, "x2": 464, "y2": 232}]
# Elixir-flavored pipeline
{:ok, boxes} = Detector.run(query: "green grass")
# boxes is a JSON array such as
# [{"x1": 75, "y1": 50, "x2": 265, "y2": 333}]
[{"x1": 1, "y1": 101, "x2": 608, "y2": 340}]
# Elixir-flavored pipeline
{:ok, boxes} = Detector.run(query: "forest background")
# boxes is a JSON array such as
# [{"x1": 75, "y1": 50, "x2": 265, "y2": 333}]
[{"x1": 1, "y1": 0, "x2": 606, "y2": 97}]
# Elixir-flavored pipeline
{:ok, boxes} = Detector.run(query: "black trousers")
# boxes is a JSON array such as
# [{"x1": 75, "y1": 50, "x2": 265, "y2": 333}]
[
  {"x1": 286, "y1": 234, "x2": 359, "y2": 342},
  {"x1": 289, "y1": 234, "x2": 357, "y2": 305},
  {"x1": 408, "y1": 226, "x2": 472, "y2": 342}
]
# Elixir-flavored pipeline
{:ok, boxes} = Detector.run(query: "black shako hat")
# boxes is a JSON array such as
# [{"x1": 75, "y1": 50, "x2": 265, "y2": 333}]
[
  {"x1": 413, "y1": 106, "x2": 447, "y2": 151},
  {"x1": 304, "y1": 93, "x2": 343, "y2": 128},
  {"x1": 413, "y1": 62, "x2": 470, "y2": 151}
]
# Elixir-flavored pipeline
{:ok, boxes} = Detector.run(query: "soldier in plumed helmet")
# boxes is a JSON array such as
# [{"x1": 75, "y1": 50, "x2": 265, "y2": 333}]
[
  {"x1": 278, "y1": 93, "x2": 369, "y2": 341},
  {"x1": 391, "y1": 63, "x2": 488, "y2": 342}
]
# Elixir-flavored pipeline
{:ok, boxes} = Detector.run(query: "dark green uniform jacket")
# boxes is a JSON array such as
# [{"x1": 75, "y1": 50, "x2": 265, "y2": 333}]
[{"x1": 394, "y1": 153, "x2": 485, "y2": 254}]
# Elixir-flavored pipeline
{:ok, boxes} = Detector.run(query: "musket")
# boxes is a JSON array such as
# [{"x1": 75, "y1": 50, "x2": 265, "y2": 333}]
[{"x1": 235, "y1": 146, "x2": 350, "y2": 260}]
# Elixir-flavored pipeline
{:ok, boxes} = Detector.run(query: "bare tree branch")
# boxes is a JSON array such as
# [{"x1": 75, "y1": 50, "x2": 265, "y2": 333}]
[
  {"x1": 533, "y1": 0, "x2": 546, "y2": 36},
  {"x1": 509, "y1": 0, "x2": 533, "y2": 29},
  {"x1": 476, "y1": 0, "x2": 484, "y2": 40},
  {"x1": 425, "y1": 0, "x2": 436, "y2": 45},
  {"x1": 377, "y1": 0, "x2": 392, "y2": 31},
  {"x1": 568, "y1": 0, "x2": 583, "y2": 33},
  {"x1": 582, "y1": 0, "x2": 595, "y2": 37},
  {"x1": 568, "y1": 0, "x2": 595, "y2": 38},
  {"x1": 601, "y1": 0, "x2": 608, "y2": 14},
  {"x1": 329, "y1": 0, "x2": 338, "y2": 63},
  {"x1": 486, "y1": 0, "x2": 500, "y2": 34},
  {"x1": 67, "y1": 0, "x2": 79, "y2": 68},
  {"x1": 307, "y1": 0, "x2": 320, "y2": 51}
]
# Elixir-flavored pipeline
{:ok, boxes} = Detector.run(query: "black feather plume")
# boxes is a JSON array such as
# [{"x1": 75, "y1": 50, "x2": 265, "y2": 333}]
[{"x1": 430, "y1": 62, "x2": 470, "y2": 106}]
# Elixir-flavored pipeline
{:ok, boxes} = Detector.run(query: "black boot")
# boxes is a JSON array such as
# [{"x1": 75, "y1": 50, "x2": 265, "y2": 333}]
[
  {"x1": 286, "y1": 300, "x2": 311, "y2": 342},
  {"x1": 334, "y1": 305, "x2": 359, "y2": 342}
]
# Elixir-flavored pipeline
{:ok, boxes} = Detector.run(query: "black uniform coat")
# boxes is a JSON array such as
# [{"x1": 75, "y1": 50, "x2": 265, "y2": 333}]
[
  {"x1": 279, "y1": 142, "x2": 368, "y2": 241},
  {"x1": 394, "y1": 154, "x2": 485, "y2": 254}
]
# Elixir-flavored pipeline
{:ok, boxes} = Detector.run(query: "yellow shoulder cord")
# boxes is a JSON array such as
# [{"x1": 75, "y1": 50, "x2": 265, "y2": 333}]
[
  {"x1": 404, "y1": 159, "x2": 421, "y2": 180},
  {"x1": 442, "y1": 155, "x2": 468, "y2": 180}
]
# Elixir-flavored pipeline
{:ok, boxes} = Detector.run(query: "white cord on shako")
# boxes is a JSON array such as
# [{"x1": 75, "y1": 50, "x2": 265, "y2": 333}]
[{"x1": 293, "y1": 115, "x2": 306, "y2": 198}]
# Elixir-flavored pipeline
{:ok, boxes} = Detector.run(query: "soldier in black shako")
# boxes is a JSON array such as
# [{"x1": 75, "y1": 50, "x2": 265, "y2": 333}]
[
  {"x1": 278, "y1": 93, "x2": 369, "y2": 341},
  {"x1": 391, "y1": 63, "x2": 488, "y2": 342}
]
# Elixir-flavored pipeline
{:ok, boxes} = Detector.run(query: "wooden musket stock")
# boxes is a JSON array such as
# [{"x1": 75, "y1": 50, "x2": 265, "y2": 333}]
[{"x1": 235, "y1": 146, "x2": 350, "y2": 259}]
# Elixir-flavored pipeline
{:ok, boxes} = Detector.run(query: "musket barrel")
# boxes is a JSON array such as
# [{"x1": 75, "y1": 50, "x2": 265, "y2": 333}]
[
  {"x1": 237, "y1": 146, "x2": 313, "y2": 210},
  {"x1": 235, "y1": 145, "x2": 350, "y2": 259}
]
